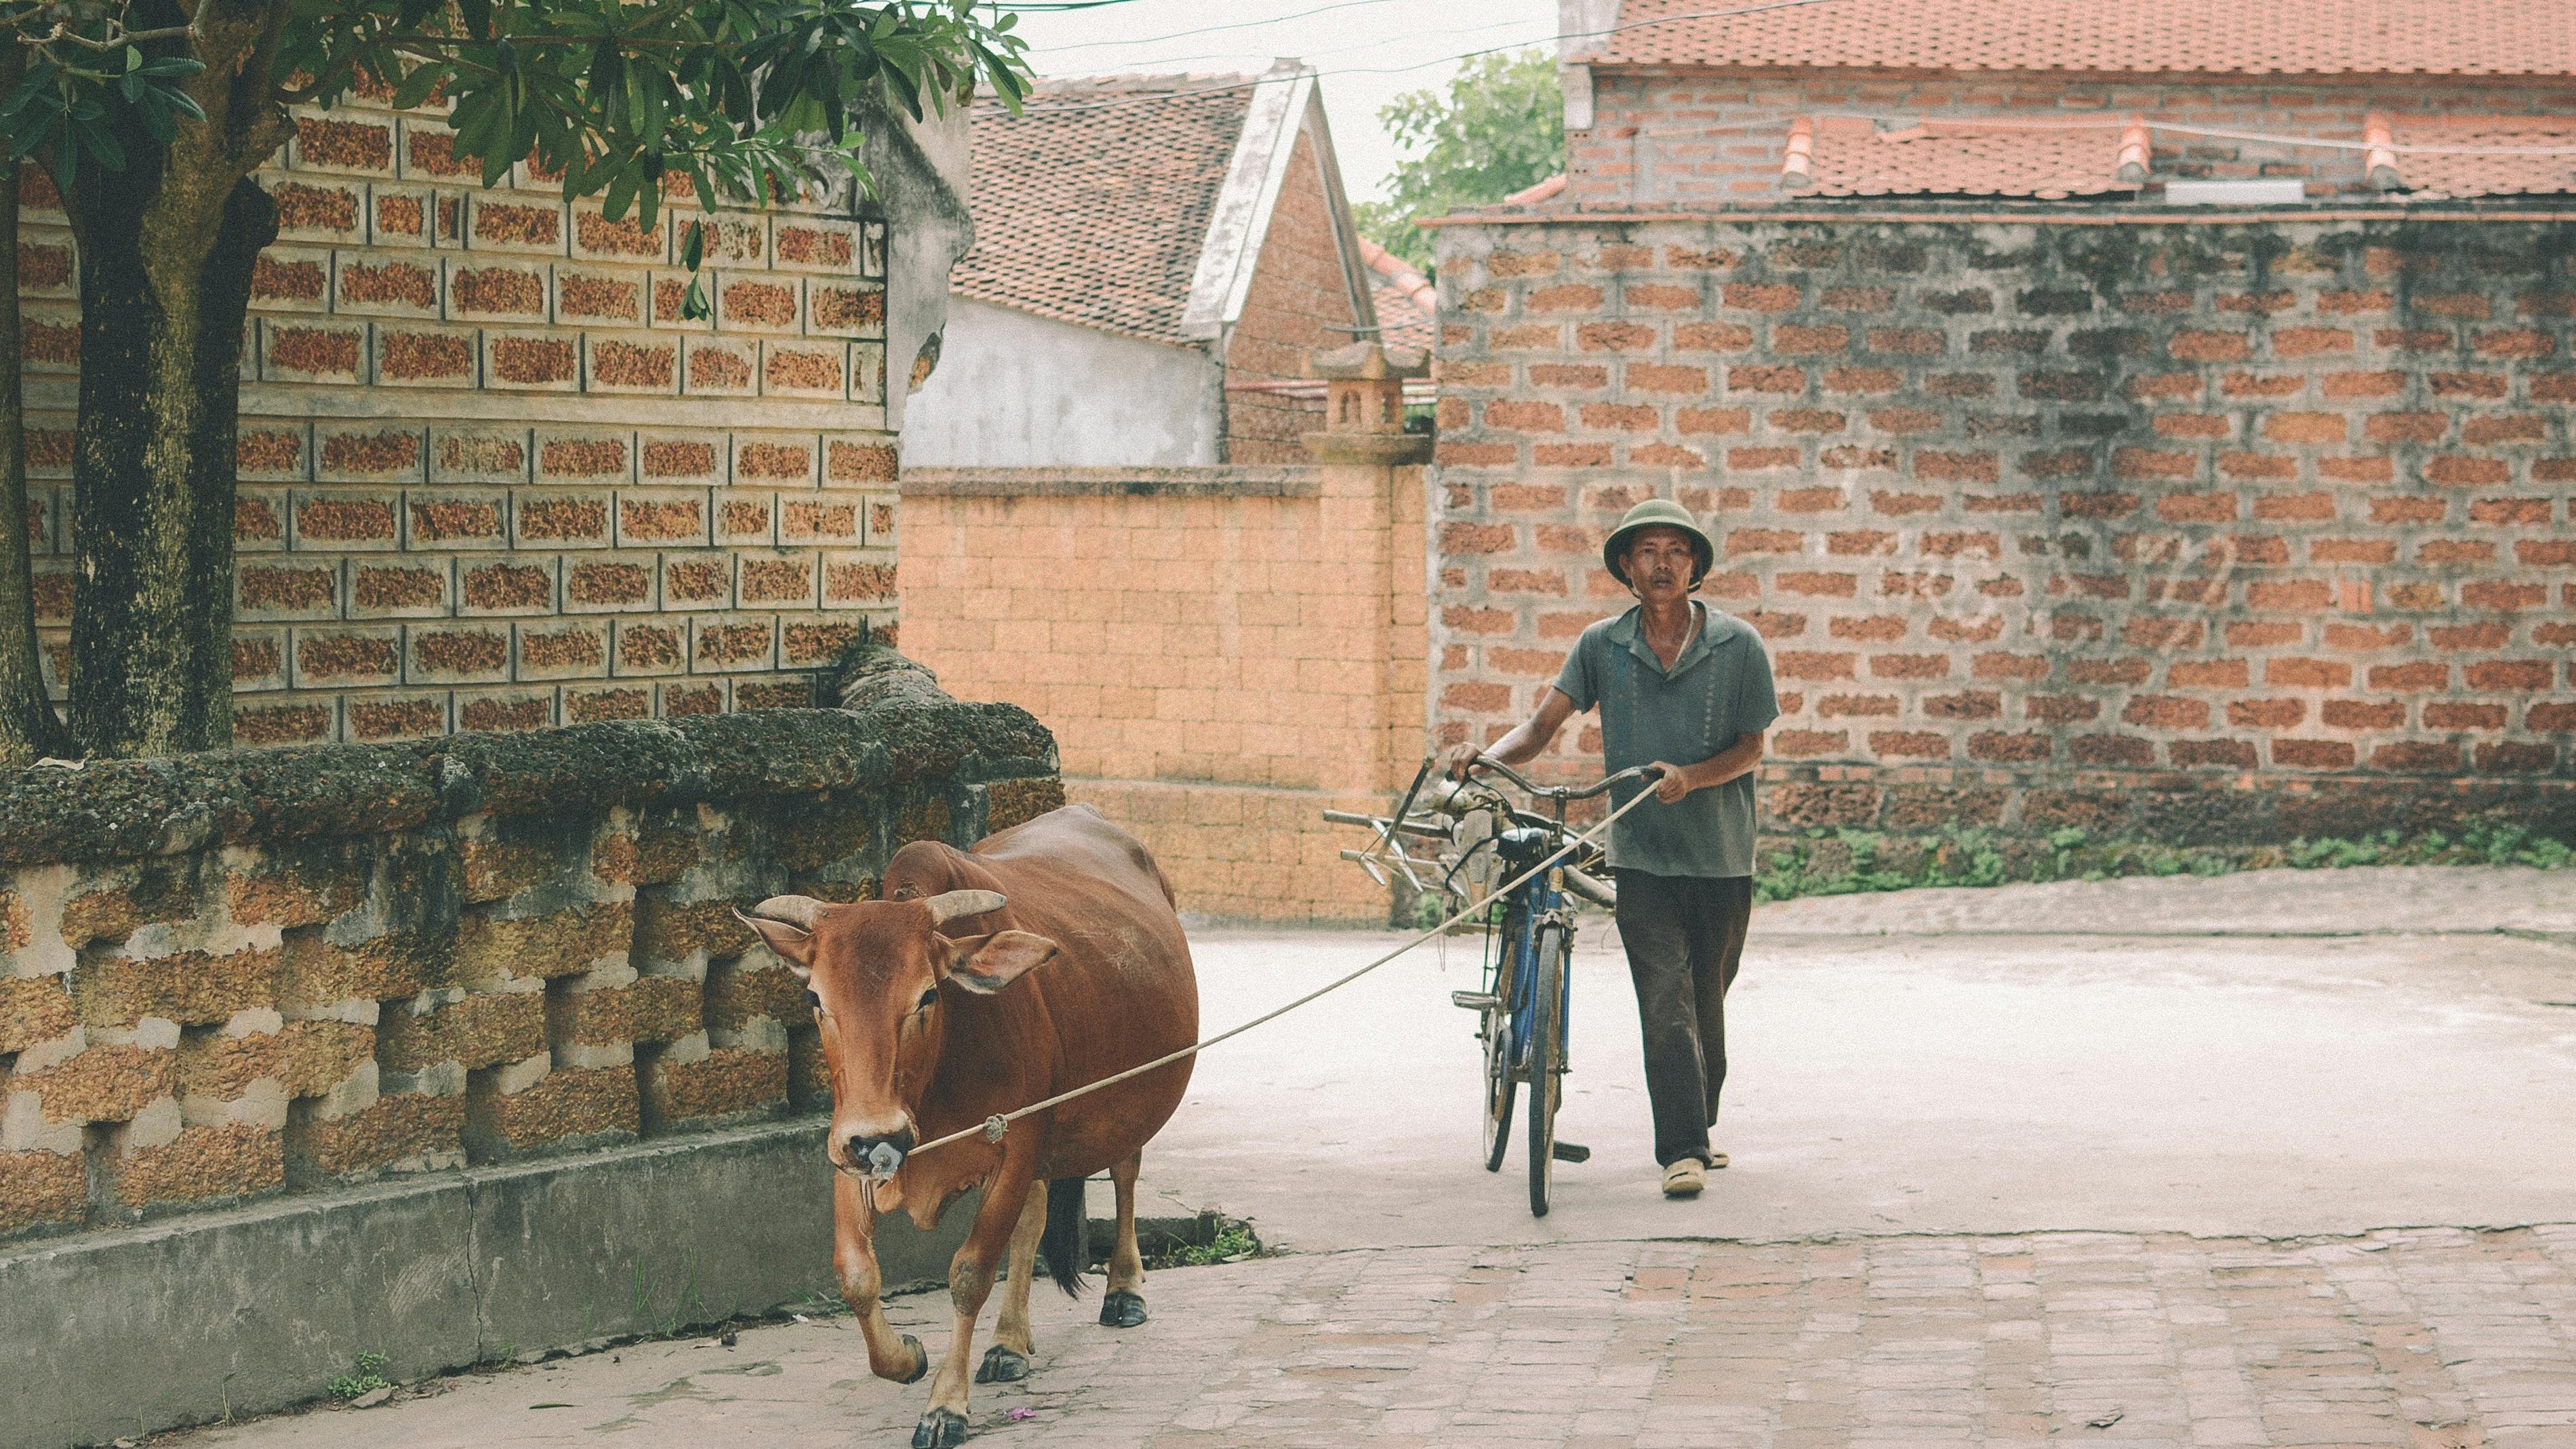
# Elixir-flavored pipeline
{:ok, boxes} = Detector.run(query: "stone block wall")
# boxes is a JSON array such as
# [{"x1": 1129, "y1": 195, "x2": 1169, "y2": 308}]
[
  {"x1": 899, "y1": 464, "x2": 1428, "y2": 920},
  {"x1": 16, "y1": 87, "x2": 904, "y2": 748},
  {"x1": 1570, "y1": 75, "x2": 2576, "y2": 205},
  {"x1": 0, "y1": 659, "x2": 1059, "y2": 1242},
  {"x1": 1428, "y1": 216, "x2": 2575, "y2": 842}
]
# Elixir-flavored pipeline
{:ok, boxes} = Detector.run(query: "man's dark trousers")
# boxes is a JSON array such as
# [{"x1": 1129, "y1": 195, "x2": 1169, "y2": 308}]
[{"x1": 1612, "y1": 870, "x2": 1753, "y2": 1168}]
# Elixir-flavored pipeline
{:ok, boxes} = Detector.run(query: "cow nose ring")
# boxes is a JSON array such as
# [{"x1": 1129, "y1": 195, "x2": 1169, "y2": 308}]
[{"x1": 846, "y1": 1127, "x2": 916, "y2": 1179}]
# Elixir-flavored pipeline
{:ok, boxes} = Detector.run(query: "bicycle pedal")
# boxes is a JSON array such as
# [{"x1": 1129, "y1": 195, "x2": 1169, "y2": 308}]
[
  {"x1": 1550, "y1": 1141, "x2": 1591, "y2": 1164},
  {"x1": 1449, "y1": 991, "x2": 1500, "y2": 1011}
]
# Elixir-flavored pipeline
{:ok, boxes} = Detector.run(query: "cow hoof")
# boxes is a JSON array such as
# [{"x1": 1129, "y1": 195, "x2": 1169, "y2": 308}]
[
  {"x1": 975, "y1": 1345, "x2": 1030, "y2": 1383},
  {"x1": 910, "y1": 1407, "x2": 968, "y2": 1449},
  {"x1": 1099, "y1": 1290, "x2": 1148, "y2": 1328},
  {"x1": 895, "y1": 1333, "x2": 930, "y2": 1385}
]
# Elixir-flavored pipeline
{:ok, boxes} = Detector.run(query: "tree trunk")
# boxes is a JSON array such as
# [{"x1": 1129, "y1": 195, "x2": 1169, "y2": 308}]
[
  {"x1": 61, "y1": 0, "x2": 291, "y2": 758},
  {"x1": 0, "y1": 49, "x2": 69, "y2": 765},
  {"x1": 66, "y1": 178, "x2": 275, "y2": 757}
]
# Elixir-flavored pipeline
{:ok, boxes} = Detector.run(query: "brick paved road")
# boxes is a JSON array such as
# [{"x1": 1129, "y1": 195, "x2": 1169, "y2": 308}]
[
  {"x1": 174, "y1": 873, "x2": 2576, "y2": 1448},
  {"x1": 193, "y1": 1225, "x2": 2576, "y2": 1448}
]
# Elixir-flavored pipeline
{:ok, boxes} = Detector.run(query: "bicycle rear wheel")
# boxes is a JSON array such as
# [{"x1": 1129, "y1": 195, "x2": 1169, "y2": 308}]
[{"x1": 1525, "y1": 921, "x2": 1569, "y2": 1217}]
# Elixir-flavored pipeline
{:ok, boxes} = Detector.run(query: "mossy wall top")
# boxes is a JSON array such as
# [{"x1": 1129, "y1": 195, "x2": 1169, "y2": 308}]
[{"x1": 0, "y1": 668, "x2": 1060, "y2": 1242}]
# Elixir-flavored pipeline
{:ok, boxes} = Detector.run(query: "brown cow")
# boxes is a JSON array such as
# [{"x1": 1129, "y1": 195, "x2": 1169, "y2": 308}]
[{"x1": 736, "y1": 804, "x2": 1199, "y2": 1448}]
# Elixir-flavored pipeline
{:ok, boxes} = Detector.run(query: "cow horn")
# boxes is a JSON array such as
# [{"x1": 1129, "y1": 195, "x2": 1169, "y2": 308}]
[
  {"x1": 924, "y1": 889, "x2": 1005, "y2": 924},
  {"x1": 744, "y1": 895, "x2": 832, "y2": 929}
]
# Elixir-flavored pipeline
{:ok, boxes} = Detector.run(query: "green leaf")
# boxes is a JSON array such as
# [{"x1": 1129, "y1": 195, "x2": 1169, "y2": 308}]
[
  {"x1": 11, "y1": 113, "x2": 58, "y2": 164},
  {"x1": 458, "y1": 0, "x2": 493, "y2": 40},
  {"x1": 601, "y1": 165, "x2": 637, "y2": 224},
  {"x1": 680, "y1": 276, "x2": 708, "y2": 321},
  {"x1": 680, "y1": 218, "x2": 704, "y2": 270},
  {"x1": 138, "y1": 94, "x2": 176, "y2": 144},
  {"x1": 75, "y1": 117, "x2": 121, "y2": 171},
  {"x1": 390, "y1": 62, "x2": 447, "y2": 111},
  {"x1": 588, "y1": 47, "x2": 622, "y2": 111}
]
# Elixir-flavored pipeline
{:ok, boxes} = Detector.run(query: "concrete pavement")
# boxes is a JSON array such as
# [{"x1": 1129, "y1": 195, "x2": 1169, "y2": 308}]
[
  {"x1": 1146, "y1": 865, "x2": 2576, "y2": 1250},
  {"x1": 166, "y1": 865, "x2": 2576, "y2": 1448}
]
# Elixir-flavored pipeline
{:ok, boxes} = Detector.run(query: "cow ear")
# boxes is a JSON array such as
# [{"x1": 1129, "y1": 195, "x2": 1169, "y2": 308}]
[
  {"x1": 734, "y1": 910, "x2": 815, "y2": 979},
  {"x1": 942, "y1": 931, "x2": 1059, "y2": 996}
]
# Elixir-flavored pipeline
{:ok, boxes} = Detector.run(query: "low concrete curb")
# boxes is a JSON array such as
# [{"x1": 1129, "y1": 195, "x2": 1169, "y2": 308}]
[{"x1": 0, "y1": 1118, "x2": 971, "y2": 1449}]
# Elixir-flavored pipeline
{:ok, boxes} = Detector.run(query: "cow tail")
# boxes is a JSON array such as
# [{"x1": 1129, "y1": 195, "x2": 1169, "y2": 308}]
[{"x1": 1041, "y1": 1176, "x2": 1089, "y2": 1297}]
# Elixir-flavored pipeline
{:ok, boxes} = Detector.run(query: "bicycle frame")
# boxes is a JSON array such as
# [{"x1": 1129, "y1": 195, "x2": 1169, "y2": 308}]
[
  {"x1": 1487, "y1": 850, "x2": 1571, "y2": 1088},
  {"x1": 1327, "y1": 756, "x2": 1660, "y2": 1213}
]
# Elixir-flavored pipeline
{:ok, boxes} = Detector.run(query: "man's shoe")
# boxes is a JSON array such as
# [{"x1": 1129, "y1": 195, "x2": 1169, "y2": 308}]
[
  {"x1": 1709, "y1": 1150, "x2": 1729, "y2": 1169},
  {"x1": 1661, "y1": 1159, "x2": 1706, "y2": 1198}
]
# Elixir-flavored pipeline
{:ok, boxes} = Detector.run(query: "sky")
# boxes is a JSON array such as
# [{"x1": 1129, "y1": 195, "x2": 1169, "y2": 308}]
[{"x1": 1001, "y1": 0, "x2": 1563, "y2": 205}]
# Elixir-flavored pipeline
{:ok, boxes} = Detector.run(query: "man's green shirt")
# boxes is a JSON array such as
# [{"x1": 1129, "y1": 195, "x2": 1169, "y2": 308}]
[{"x1": 1552, "y1": 602, "x2": 1779, "y2": 879}]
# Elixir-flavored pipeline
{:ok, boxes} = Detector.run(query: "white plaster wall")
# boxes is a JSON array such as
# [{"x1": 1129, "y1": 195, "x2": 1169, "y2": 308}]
[{"x1": 902, "y1": 299, "x2": 1224, "y2": 466}]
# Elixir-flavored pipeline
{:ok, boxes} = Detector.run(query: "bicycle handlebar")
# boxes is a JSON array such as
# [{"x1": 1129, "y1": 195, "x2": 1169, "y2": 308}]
[{"x1": 1460, "y1": 757, "x2": 1663, "y2": 802}]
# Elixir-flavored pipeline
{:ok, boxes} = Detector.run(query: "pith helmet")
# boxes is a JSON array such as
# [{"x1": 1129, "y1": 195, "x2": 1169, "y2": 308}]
[{"x1": 1602, "y1": 498, "x2": 1714, "y2": 587}]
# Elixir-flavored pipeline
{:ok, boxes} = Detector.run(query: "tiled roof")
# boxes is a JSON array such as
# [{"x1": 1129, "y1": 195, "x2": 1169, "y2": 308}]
[
  {"x1": 1772, "y1": 114, "x2": 2576, "y2": 201},
  {"x1": 1357, "y1": 238, "x2": 1436, "y2": 352},
  {"x1": 950, "y1": 74, "x2": 1258, "y2": 346},
  {"x1": 2390, "y1": 117, "x2": 2576, "y2": 199},
  {"x1": 1794, "y1": 117, "x2": 2134, "y2": 200},
  {"x1": 1585, "y1": 0, "x2": 2576, "y2": 78}
]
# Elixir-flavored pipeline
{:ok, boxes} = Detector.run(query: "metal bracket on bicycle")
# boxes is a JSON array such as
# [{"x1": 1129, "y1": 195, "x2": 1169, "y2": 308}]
[
  {"x1": 1324, "y1": 758, "x2": 1453, "y2": 895},
  {"x1": 1324, "y1": 757, "x2": 1662, "y2": 907}
]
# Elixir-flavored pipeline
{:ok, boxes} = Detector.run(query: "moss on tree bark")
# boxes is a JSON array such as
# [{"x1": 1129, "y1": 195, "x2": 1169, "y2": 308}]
[{"x1": 58, "y1": 0, "x2": 291, "y2": 758}]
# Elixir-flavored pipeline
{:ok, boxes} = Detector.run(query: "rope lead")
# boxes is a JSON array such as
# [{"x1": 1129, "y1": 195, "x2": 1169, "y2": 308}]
[{"x1": 904, "y1": 777, "x2": 1668, "y2": 1162}]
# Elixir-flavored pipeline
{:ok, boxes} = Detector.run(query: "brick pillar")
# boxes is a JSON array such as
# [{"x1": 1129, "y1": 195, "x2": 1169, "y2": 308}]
[{"x1": 1304, "y1": 343, "x2": 1433, "y2": 795}]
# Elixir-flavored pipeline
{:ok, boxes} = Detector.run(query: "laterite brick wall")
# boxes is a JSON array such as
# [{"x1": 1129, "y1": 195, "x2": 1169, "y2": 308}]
[
  {"x1": 899, "y1": 463, "x2": 1428, "y2": 921},
  {"x1": 0, "y1": 664, "x2": 1059, "y2": 1242},
  {"x1": 1571, "y1": 76, "x2": 2576, "y2": 204},
  {"x1": 1430, "y1": 216, "x2": 2575, "y2": 841},
  {"x1": 16, "y1": 88, "x2": 902, "y2": 748}
]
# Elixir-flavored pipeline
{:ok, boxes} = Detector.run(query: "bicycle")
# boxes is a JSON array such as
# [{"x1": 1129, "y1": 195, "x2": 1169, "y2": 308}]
[{"x1": 1329, "y1": 757, "x2": 1661, "y2": 1217}]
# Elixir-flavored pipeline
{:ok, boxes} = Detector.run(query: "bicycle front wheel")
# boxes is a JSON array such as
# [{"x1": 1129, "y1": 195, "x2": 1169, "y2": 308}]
[
  {"x1": 1481, "y1": 1010, "x2": 1515, "y2": 1172},
  {"x1": 1525, "y1": 920, "x2": 1569, "y2": 1217}
]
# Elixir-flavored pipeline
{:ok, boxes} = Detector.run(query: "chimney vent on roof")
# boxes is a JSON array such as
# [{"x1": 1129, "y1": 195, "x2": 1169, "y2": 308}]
[
  {"x1": 1779, "y1": 117, "x2": 1816, "y2": 192},
  {"x1": 2363, "y1": 113, "x2": 2402, "y2": 191},
  {"x1": 2115, "y1": 120, "x2": 2151, "y2": 186}
]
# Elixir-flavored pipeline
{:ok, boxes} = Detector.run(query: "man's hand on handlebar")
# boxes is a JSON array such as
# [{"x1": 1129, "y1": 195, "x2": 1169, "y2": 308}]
[
  {"x1": 1440, "y1": 741, "x2": 1487, "y2": 781},
  {"x1": 1647, "y1": 760, "x2": 1692, "y2": 803}
]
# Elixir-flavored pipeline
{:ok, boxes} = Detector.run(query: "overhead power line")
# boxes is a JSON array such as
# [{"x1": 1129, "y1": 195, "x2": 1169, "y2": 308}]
[
  {"x1": 1031, "y1": 0, "x2": 1412, "y2": 54},
  {"x1": 1005, "y1": 0, "x2": 1859, "y2": 113},
  {"x1": 1035, "y1": 13, "x2": 1553, "y2": 75}
]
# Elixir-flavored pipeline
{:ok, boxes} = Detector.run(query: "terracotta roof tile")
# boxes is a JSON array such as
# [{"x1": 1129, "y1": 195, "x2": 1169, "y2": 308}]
[
  {"x1": 1588, "y1": 0, "x2": 2576, "y2": 78},
  {"x1": 2390, "y1": 116, "x2": 2576, "y2": 199},
  {"x1": 952, "y1": 75, "x2": 1258, "y2": 346},
  {"x1": 1794, "y1": 117, "x2": 2133, "y2": 200},
  {"x1": 1356, "y1": 237, "x2": 1437, "y2": 352}
]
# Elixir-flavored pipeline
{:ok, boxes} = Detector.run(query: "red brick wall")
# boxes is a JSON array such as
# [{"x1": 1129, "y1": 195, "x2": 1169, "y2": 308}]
[
  {"x1": 1222, "y1": 130, "x2": 1359, "y2": 462},
  {"x1": 1430, "y1": 217, "x2": 2576, "y2": 842},
  {"x1": 1571, "y1": 75, "x2": 2576, "y2": 204},
  {"x1": 16, "y1": 92, "x2": 900, "y2": 747}
]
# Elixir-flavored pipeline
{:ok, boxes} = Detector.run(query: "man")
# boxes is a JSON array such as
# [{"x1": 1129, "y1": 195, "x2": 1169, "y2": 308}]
[{"x1": 1443, "y1": 498, "x2": 1776, "y2": 1200}]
